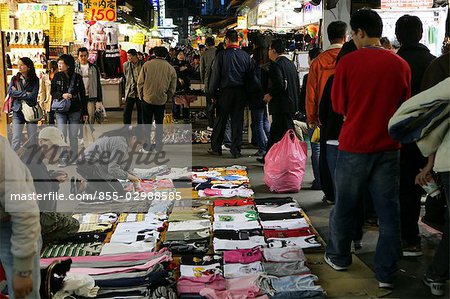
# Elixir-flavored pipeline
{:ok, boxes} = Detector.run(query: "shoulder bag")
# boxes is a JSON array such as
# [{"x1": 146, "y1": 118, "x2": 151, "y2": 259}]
[
  {"x1": 51, "y1": 74, "x2": 76, "y2": 113},
  {"x1": 18, "y1": 78, "x2": 43, "y2": 122}
]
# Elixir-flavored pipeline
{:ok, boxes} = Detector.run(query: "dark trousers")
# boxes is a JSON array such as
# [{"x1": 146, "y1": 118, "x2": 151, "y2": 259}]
[
  {"x1": 427, "y1": 171, "x2": 449, "y2": 281},
  {"x1": 326, "y1": 150, "x2": 401, "y2": 283},
  {"x1": 210, "y1": 88, "x2": 246, "y2": 155},
  {"x1": 266, "y1": 113, "x2": 294, "y2": 154},
  {"x1": 399, "y1": 143, "x2": 427, "y2": 246},
  {"x1": 123, "y1": 97, "x2": 143, "y2": 124},
  {"x1": 320, "y1": 138, "x2": 335, "y2": 201},
  {"x1": 172, "y1": 101, "x2": 189, "y2": 120},
  {"x1": 142, "y1": 101, "x2": 165, "y2": 151},
  {"x1": 206, "y1": 95, "x2": 215, "y2": 128}
]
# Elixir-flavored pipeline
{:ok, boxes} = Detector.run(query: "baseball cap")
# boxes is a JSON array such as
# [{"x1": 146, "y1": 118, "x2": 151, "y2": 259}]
[{"x1": 38, "y1": 127, "x2": 68, "y2": 147}]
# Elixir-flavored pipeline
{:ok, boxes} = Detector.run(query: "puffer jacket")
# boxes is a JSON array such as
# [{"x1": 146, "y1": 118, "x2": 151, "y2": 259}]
[{"x1": 305, "y1": 45, "x2": 342, "y2": 125}]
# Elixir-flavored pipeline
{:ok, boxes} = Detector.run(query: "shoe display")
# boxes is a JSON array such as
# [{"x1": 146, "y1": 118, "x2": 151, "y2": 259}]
[
  {"x1": 423, "y1": 275, "x2": 445, "y2": 296},
  {"x1": 324, "y1": 254, "x2": 348, "y2": 271}
]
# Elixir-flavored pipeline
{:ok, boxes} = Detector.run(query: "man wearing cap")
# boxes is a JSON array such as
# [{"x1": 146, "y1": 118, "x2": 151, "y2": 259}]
[
  {"x1": 20, "y1": 127, "x2": 79, "y2": 245},
  {"x1": 1, "y1": 136, "x2": 41, "y2": 299}
]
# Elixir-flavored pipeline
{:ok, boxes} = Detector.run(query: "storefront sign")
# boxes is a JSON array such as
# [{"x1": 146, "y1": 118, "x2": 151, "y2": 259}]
[
  {"x1": 237, "y1": 15, "x2": 248, "y2": 29},
  {"x1": 84, "y1": 0, "x2": 117, "y2": 21},
  {"x1": 133, "y1": 33, "x2": 146, "y2": 45},
  {"x1": 17, "y1": 4, "x2": 50, "y2": 30},
  {"x1": 49, "y1": 5, "x2": 74, "y2": 45},
  {"x1": 0, "y1": 3, "x2": 9, "y2": 30},
  {"x1": 381, "y1": 0, "x2": 433, "y2": 9},
  {"x1": 247, "y1": 7, "x2": 258, "y2": 28}
]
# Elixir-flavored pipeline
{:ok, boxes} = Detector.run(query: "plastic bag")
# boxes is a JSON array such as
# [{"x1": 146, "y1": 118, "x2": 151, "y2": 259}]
[
  {"x1": 83, "y1": 122, "x2": 96, "y2": 147},
  {"x1": 311, "y1": 127, "x2": 320, "y2": 143},
  {"x1": 264, "y1": 129, "x2": 308, "y2": 193}
]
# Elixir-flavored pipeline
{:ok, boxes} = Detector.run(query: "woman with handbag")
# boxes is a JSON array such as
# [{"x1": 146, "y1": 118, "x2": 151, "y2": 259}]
[
  {"x1": 51, "y1": 54, "x2": 88, "y2": 166},
  {"x1": 7, "y1": 57, "x2": 39, "y2": 151}
]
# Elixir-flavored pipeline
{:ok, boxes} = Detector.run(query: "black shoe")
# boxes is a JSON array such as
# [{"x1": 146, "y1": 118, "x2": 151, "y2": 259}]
[
  {"x1": 207, "y1": 149, "x2": 222, "y2": 156},
  {"x1": 253, "y1": 151, "x2": 266, "y2": 157},
  {"x1": 232, "y1": 153, "x2": 242, "y2": 158},
  {"x1": 305, "y1": 185, "x2": 322, "y2": 191},
  {"x1": 256, "y1": 157, "x2": 265, "y2": 164},
  {"x1": 322, "y1": 196, "x2": 335, "y2": 205}
]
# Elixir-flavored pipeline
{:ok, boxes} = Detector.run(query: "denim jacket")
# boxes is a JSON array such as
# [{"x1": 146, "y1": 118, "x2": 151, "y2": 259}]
[{"x1": 8, "y1": 74, "x2": 39, "y2": 112}]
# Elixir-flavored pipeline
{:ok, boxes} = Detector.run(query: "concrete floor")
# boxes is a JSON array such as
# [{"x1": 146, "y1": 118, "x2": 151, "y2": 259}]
[{"x1": 103, "y1": 110, "x2": 447, "y2": 298}]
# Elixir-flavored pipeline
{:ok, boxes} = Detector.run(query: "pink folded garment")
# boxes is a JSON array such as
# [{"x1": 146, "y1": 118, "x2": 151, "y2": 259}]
[
  {"x1": 199, "y1": 288, "x2": 269, "y2": 299},
  {"x1": 223, "y1": 247, "x2": 263, "y2": 264},
  {"x1": 177, "y1": 274, "x2": 226, "y2": 294},
  {"x1": 40, "y1": 249, "x2": 168, "y2": 267},
  {"x1": 67, "y1": 254, "x2": 170, "y2": 275}
]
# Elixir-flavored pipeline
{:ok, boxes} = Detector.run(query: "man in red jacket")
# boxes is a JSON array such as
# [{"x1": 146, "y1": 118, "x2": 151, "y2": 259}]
[{"x1": 324, "y1": 9, "x2": 411, "y2": 290}]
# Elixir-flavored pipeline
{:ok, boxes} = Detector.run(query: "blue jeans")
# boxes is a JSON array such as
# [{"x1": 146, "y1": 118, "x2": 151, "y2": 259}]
[
  {"x1": 56, "y1": 111, "x2": 81, "y2": 163},
  {"x1": 327, "y1": 144, "x2": 364, "y2": 241},
  {"x1": 326, "y1": 150, "x2": 401, "y2": 283},
  {"x1": 0, "y1": 222, "x2": 41, "y2": 299},
  {"x1": 308, "y1": 126, "x2": 321, "y2": 188},
  {"x1": 12, "y1": 111, "x2": 37, "y2": 151},
  {"x1": 251, "y1": 108, "x2": 270, "y2": 154}
]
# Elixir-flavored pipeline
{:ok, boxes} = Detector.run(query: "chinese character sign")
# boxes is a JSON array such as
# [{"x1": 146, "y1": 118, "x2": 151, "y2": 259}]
[
  {"x1": 84, "y1": 0, "x2": 116, "y2": 21},
  {"x1": 17, "y1": 4, "x2": 50, "y2": 30}
]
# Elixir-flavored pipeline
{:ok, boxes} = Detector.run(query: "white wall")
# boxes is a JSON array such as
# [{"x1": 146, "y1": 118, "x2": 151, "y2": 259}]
[{"x1": 323, "y1": 0, "x2": 352, "y2": 49}]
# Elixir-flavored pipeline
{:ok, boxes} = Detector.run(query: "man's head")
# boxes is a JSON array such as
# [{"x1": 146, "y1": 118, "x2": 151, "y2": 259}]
[
  {"x1": 193, "y1": 55, "x2": 200, "y2": 65},
  {"x1": 269, "y1": 39, "x2": 285, "y2": 62},
  {"x1": 308, "y1": 48, "x2": 323, "y2": 66},
  {"x1": 225, "y1": 30, "x2": 239, "y2": 46},
  {"x1": 395, "y1": 15, "x2": 423, "y2": 46},
  {"x1": 38, "y1": 127, "x2": 68, "y2": 159},
  {"x1": 199, "y1": 44, "x2": 206, "y2": 53},
  {"x1": 77, "y1": 47, "x2": 89, "y2": 65},
  {"x1": 350, "y1": 9, "x2": 383, "y2": 49},
  {"x1": 154, "y1": 46, "x2": 169, "y2": 58},
  {"x1": 327, "y1": 21, "x2": 348, "y2": 44},
  {"x1": 169, "y1": 48, "x2": 176, "y2": 57},
  {"x1": 205, "y1": 37, "x2": 215, "y2": 48},
  {"x1": 127, "y1": 49, "x2": 138, "y2": 63},
  {"x1": 137, "y1": 52, "x2": 144, "y2": 61}
]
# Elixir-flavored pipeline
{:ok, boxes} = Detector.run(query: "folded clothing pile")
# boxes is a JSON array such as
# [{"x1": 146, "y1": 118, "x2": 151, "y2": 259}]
[
  {"x1": 255, "y1": 197, "x2": 322, "y2": 250},
  {"x1": 41, "y1": 250, "x2": 176, "y2": 298}
]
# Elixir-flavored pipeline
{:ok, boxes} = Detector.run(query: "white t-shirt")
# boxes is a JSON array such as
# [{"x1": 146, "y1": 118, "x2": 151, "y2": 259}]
[{"x1": 80, "y1": 63, "x2": 90, "y2": 96}]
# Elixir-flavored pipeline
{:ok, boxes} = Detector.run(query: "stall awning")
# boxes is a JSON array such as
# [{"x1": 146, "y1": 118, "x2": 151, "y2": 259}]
[{"x1": 205, "y1": 17, "x2": 237, "y2": 30}]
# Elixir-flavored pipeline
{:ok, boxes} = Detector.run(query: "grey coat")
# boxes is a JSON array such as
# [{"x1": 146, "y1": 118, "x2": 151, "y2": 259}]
[
  {"x1": 124, "y1": 60, "x2": 144, "y2": 100},
  {"x1": 75, "y1": 62, "x2": 103, "y2": 102},
  {"x1": 200, "y1": 47, "x2": 216, "y2": 89}
]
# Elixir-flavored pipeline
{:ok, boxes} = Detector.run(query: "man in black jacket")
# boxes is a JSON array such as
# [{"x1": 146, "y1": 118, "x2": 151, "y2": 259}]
[
  {"x1": 395, "y1": 14, "x2": 436, "y2": 257},
  {"x1": 207, "y1": 30, "x2": 256, "y2": 158},
  {"x1": 258, "y1": 39, "x2": 298, "y2": 163}
]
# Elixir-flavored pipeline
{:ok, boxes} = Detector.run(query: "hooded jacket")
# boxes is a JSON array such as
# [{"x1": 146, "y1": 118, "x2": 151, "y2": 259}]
[{"x1": 305, "y1": 45, "x2": 342, "y2": 125}]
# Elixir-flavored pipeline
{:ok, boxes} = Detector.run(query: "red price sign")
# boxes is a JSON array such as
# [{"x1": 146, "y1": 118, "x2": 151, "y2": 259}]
[{"x1": 84, "y1": 0, "x2": 117, "y2": 21}]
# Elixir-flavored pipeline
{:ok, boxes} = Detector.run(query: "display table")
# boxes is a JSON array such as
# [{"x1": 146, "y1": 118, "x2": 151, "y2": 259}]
[{"x1": 101, "y1": 78, "x2": 123, "y2": 109}]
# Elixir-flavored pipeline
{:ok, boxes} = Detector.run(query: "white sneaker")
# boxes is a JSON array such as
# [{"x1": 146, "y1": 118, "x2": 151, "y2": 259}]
[
  {"x1": 207, "y1": 126, "x2": 213, "y2": 131},
  {"x1": 324, "y1": 253, "x2": 348, "y2": 271},
  {"x1": 378, "y1": 282, "x2": 394, "y2": 290},
  {"x1": 222, "y1": 144, "x2": 230, "y2": 151}
]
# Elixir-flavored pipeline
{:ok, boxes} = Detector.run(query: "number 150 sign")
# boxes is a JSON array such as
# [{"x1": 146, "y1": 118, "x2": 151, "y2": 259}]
[{"x1": 84, "y1": 0, "x2": 117, "y2": 21}]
